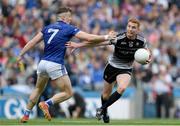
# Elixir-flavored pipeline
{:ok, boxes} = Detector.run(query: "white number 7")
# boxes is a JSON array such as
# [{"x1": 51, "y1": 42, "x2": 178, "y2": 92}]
[{"x1": 47, "y1": 28, "x2": 59, "y2": 44}]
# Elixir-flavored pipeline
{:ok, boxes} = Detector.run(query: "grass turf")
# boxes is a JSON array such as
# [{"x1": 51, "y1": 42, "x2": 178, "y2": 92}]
[{"x1": 0, "y1": 118, "x2": 180, "y2": 125}]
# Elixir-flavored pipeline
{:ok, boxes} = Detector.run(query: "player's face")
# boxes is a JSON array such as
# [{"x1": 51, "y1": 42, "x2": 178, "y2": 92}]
[
  {"x1": 65, "y1": 12, "x2": 72, "y2": 24},
  {"x1": 126, "y1": 22, "x2": 139, "y2": 39}
]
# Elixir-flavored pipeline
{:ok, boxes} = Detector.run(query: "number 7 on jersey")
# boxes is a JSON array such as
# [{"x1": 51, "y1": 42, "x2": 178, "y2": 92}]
[{"x1": 47, "y1": 28, "x2": 59, "y2": 44}]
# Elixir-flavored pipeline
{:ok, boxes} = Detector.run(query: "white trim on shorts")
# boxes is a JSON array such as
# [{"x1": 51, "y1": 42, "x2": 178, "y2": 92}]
[{"x1": 37, "y1": 60, "x2": 68, "y2": 80}]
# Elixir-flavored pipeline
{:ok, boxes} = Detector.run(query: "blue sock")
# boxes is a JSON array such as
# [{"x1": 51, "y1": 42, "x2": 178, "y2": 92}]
[
  {"x1": 45, "y1": 99, "x2": 53, "y2": 107},
  {"x1": 24, "y1": 109, "x2": 31, "y2": 116}
]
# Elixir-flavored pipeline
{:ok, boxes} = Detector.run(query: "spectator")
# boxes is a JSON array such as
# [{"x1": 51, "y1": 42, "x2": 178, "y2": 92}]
[
  {"x1": 152, "y1": 65, "x2": 174, "y2": 118},
  {"x1": 68, "y1": 92, "x2": 86, "y2": 118}
]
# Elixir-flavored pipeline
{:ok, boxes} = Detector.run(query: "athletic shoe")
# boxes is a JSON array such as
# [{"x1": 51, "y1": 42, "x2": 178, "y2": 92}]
[
  {"x1": 38, "y1": 102, "x2": 51, "y2": 121},
  {"x1": 96, "y1": 108, "x2": 104, "y2": 120},
  {"x1": 20, "y1": 115, "x2": 29, "y2": 123},
  {"x1": 103, "y1": 114, "x2": 110, "y2": 123}
]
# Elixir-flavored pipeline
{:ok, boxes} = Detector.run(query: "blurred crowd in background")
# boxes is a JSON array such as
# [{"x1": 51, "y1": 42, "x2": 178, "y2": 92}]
[{"x1": 0, "y1": 0, "x2": 180, "y2": 118}]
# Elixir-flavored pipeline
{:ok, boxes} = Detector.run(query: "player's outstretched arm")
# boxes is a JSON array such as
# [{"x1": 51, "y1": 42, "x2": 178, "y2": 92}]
[
  {"x1": 17, "y1": 32, "x2": 43, "y2": 62},
  {"x1": 66, "y1": 41, "x2": 111, "y2": 49},
  {"x1": 74, "y1": 31, "x2": 116, "y2": 43},
  {"x1": 66, "y1": 41, "x2": 112, "y2": 54}
]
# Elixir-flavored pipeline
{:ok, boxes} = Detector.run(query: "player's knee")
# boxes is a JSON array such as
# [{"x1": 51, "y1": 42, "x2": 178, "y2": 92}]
[
  {"x1": 117, "y1": 86, "x2": 126, "y2": 94},
  {"x1": 65, "y1": 90, "x2": 73, "y2": 99},
  {"x1": 68, "y1": 91, "x2": 73, "y2": 98},
  {"x1": 65, "y1": 94, "x2": 72, "y2": 100}
]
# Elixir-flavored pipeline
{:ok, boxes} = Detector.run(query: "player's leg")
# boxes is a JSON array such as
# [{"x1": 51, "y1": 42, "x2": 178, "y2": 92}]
[
  {"x1": 101, "y1": 64, "x2": 116, "y2": 106},
  {"x1": 38, "y1": 64, "x2": 73, "y2": 120},
  {"x1": 39, "y1": 75, "x2": 73, "y2": 120},
  {"x1": 101, "y1": 74, "x2": 131, "y2": 110},
  {"x1": 101, "y1": 81, "x2": 115, "y2": 112},
  {"x1": 101, "y1": 81, "x2": 115, "y2": 123},
  {"x1": 21, "y1": 75, "x2": 49, "y2": 123},
  {"x1": 28, "y1": 75, "x2": 49, "y2": 109},
  {"x1": 96, "y1": 63, "x2": 116, "y2": 121},
  {"x1": 102, "y1": 81, "x2": 115, "y2": 106},
  {"x1": 49, "y1": 75, "x2": 73, "y2": 104},
  {"x1": 39, "y1": 62, "x2": 72, "y2": 104},
  {"x1": 96, "y1": 69, "x2": 132, "y2": 120},
  {"x1": 39, "y1": 61, "x2": 72, "y2": 121}
]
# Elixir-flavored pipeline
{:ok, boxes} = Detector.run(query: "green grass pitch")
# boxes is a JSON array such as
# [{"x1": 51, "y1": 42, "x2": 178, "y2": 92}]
[{"x1": 1, "y1": 118, "x2": 180, "y2": 126}]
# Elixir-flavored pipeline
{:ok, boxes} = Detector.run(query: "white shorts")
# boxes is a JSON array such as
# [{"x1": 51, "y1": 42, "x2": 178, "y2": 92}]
[{"x1": 37, "y1": 60, "x2": 68, "y2": 80}]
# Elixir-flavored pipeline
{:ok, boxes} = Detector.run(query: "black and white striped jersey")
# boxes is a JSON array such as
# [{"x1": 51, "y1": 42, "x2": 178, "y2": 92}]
[{"x1": 108, "y1": 32, "x2": 147, "y2": 69}]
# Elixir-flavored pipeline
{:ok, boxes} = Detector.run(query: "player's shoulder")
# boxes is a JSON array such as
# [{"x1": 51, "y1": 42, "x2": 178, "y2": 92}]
[
  {"x1": 68, "y1": 23, "x2": 79, "y2": 30},
  {"x1": 136, "y1": 33, "x2": 146, "y2": 43},
  {"x1": 116, "y1": 31, "x2": 126, "y2": 40},
  {"x1": 49, "y1": 22, "x2": 61, "y2": 28},
  {"x1": 43, "y1": 23, "x2": 58, "y2": 29},
  {"x1": 41, "y1": 22, "x2": 60, "y2": 34}
]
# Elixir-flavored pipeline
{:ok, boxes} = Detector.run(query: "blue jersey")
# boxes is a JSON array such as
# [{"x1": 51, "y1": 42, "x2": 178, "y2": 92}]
[{"x1": 41, "y1": 21, "x2": 80, "y2": 64}]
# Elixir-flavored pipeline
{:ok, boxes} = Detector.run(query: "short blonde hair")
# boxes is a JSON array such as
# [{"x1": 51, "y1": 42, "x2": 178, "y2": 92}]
[{"x1": 128, "y1": 18, "x2": 140, "y2": 28}]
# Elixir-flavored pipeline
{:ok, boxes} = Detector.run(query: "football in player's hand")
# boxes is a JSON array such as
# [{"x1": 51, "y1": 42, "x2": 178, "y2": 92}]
[{"x1": 134, "y1": 48, "x2": 150, "y2": 65}]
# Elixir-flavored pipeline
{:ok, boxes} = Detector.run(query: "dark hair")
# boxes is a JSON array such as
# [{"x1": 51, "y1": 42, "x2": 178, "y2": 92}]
[{"x1": 56, "y1": 7, "x2": 72, "y2": 14}]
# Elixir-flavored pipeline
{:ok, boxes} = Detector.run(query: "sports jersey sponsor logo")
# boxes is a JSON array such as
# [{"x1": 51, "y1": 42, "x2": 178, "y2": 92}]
[
  {"x1": 129, "y1": 41, "x2": 133, "y2": 47},
  {"x1": 136, "y1": 42, "x2": 139, "y2": 46},
  {"x1": 121, "y1": 42, "x2": 126, "y2": 45}
]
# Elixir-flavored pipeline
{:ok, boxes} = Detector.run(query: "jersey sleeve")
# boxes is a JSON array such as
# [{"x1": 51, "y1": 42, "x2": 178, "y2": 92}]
[
  {"x1": 109, "y1": 38, "x2": 117, "y2": 45},
  {"x1": 143, "y1": 38, "x2": 148, "y2": 48},
  {"x1": 112, "y1": 32, "x2": 126, "y2": 45},
  {"x1": 137, "y1": 34, "x2": 148, "y2": 48},
  {"x1": 68, "y1": 25, "x2": 80, "y2": 36}
]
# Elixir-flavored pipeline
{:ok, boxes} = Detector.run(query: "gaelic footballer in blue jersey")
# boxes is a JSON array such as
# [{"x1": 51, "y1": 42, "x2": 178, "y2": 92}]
[{"x1": 17, "y1": 7, "x2": 115, "y2": 123}]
